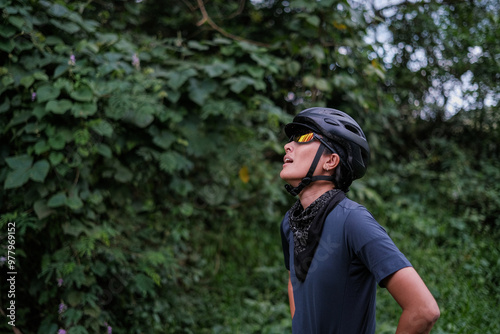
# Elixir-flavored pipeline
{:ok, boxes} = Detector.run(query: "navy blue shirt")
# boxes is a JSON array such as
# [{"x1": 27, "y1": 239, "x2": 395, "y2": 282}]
[{"x1": 281, "y1": 198, "x2": 412, "y2": 334}]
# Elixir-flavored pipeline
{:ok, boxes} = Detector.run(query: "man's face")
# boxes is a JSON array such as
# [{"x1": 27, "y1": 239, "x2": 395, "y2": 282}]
[{"x1": 280, "y1": 135, "x2": 323, "y2": 187}]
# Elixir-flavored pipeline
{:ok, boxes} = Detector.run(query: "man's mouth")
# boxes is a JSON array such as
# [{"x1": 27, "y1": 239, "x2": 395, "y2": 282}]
[{"x1": 283, "y1": 156, "x2": 293, "y2": 164}]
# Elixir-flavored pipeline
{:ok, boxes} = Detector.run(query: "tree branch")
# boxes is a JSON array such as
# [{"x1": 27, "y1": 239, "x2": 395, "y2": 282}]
[
  {"x1": 227, "y1": 0, "x2": 246, "y2": 19},
  {"x1": 181, "y1": 0, "x2": 197, "y2": 12},
  {"x1": 195, "y1": 0, "x2": 270, "y2": 47}
]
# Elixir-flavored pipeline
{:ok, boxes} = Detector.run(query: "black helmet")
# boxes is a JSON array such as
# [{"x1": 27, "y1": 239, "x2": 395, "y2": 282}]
[{"x1": 283, "y1": 107, "x2": 370, "y2": 195}]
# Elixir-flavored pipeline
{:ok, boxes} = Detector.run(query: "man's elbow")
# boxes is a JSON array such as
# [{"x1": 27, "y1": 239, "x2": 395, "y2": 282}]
[
  {"x1": 427, "y1": 303, "x2": 440, "y2": 324},
  {"x1": 421, "y1": 302, "x2": 440, "y2": 328}
]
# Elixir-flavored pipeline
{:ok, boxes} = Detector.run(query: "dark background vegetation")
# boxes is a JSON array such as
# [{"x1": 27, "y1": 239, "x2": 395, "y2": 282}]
[{"x1": 0, "y1": 0, "x2": 498, "y2": 333}]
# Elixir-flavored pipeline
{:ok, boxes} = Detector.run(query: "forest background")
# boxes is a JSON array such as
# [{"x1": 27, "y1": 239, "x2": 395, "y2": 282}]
[{"x1": 0, "y1": 0, "x2": 499, "y2": 333}]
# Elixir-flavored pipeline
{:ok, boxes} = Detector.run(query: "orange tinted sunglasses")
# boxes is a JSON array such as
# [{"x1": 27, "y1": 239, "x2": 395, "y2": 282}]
[{"x1": 290, "y1": 132, "x2": 315, "y2": 143}]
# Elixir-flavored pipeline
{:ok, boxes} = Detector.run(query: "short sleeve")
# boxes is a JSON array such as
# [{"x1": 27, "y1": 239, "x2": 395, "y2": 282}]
[{"x1": 344, "y1": 207, "x2": 412, "y2": 286}]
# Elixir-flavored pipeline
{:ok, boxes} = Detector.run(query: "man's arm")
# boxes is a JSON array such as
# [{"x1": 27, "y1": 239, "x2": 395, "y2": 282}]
[
  {"x1": 384, "y1": 267, "x2": 440, "y2": 334},
  {"x1": 288, "y1": 271, "x2": 295, "y2": 318}
]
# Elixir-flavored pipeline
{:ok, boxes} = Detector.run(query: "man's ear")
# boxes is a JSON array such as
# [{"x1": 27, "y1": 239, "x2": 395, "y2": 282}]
[{"x1": 323, "y1": 153, "x2": 340, "y2": 171}]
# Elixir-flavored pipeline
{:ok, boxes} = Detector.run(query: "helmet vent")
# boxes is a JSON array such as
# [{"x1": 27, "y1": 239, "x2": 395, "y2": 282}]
[
  {"x1": 324, "y1": 118, "x2": 340, "y2": 126},
  {"x1": 344, "y1": 124, "x2": 360, "y2": 135}
]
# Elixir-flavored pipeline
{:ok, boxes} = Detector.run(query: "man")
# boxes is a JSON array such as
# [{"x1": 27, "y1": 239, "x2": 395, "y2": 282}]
[{"x1": 280, "y1": 107, "x2": 440, "y2": 333}]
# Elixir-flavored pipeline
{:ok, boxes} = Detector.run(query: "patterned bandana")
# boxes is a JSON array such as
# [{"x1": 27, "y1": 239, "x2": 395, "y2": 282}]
[{"x1": 288, "y1": 189, "x2": 346, "y2": 282}]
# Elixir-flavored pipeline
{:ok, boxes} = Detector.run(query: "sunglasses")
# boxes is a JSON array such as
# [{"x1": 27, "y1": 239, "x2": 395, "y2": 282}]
[
  {"x1": 289, "y1": 132, "x2": 316, "y2": 143},
  {"x1": 289, "y1": 131, "x2": 337, "y2": 154}
]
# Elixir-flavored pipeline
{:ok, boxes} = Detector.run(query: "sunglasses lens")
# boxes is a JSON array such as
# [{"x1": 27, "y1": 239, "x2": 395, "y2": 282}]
[{"x1": 293, "y1": 132, "x2": 314, "y2": 143}]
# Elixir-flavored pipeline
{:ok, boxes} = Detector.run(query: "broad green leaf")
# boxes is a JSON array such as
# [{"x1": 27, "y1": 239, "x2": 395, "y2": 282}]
[
  {"x1": 34, "y1": 200, "x2": 53, "y2": 219},
  {"x1": 70, "y1": 86, "x2": 93, "y2": 102},
  {"x1": 62, "y1": 220, "x2": 87, "y2": 237},
  {"x1": 315, "y1": 78, "x2": 330, "y2": 91},
  {"x1": 49, "y1": 19, "x2": 80, "y2": 34},
  {"x1": 89, "y1": 119, "x2": 113, "y2": 137},
  {"x1": 4, "y1": 168, "x2": 30, "y2": 189},
  {"x1": 7, "y1": 110, "x2": 31, "y2": 129},
  {"x1": 96, "y1": 32, "x2": 119, "y2": 45},
  {"x1": 25, "y1": 122, "x2": 45, "y2": 134},
  {"x1": 224, "y1": 76, "x2": 255, "y2": 94},
  {"x1": 8, "y1": 16, "x2": 24, "y2": 29},
  {"x1": 46, "y1": 99, "x2": 72, "y2": 114},
  {"x1": 188, "y1": 78, "x2": 217, "y2": 105},
  {"x1": 200, "y1": 99, "x2": 244, "y2": 120},
  {"x1": 67, "y1": 11, "x2": 83, "y2": 25},
  {"x1": 213, "y1": 37, "x2": 232, "y2": 45},
  {"x1": 159, "y1": 151, "x2": 193, "y2": 173},
  {"x1": 45, "y1": 36, "x2": 64, "y2": 45},
  {"x1": 133, "y1": 273, "x2": 154, "y2": 296},
  {"x1": 103, "y1": 52, "x2": 122, "y2": 62},
  {"x1": 237, "y1": 41, "x2": 261, "y2": 52},
  {"x1": 47, "y1": 192, "x2": 67, "y2": 207},
  {"x1": 0, "y1": 97, "x2": 9, "y2": 114},
  {"x1": 81, "y1": 19, "x2": 99, "y2": 33},
  {"x1": 77, "y1": 146, "x2": 89, "y2": 157},
  {"x1": 96, "y1": 144, "x2": 112, "y2": 158},
  {"x1": 166, "y1": 90, "x2": 181, "y2": 103},
  {"x1": 114, "y1": 164, "x2": 133, "y2": 183},
  {"x1": 34, "y1": 140, "x2": 51, "y2": 155},
  {"x1": 286, "y1": 60, "x2": 301, "y2": 76},
  {"x1": 54, "y1": 78, "x2": 73, "y2": 92},
  {"x1": 0, "y1": 39, "x2": 15, "y2": 52},
  {"x1": 30, "y1": 159, "x2": 50, "y2": 182},
  {"x1": 158, "y1": 152, "x2": 178, "y2": 173},
  {"x1": 71, "y1": 103, "x2": 97, "y2": 118},
  {"x1": 303, "y1": 75, "x2": 330, "y2": 90},
  {"x1": 306, "y1": 15, "x2": 320, "y2": 27},
  {"x1": 53, "y1": 64, "x2": 68, "y2": 78},
  {"x1": 166, "y1": 68, "x2": 197, "y2": 90},
  {"x1": 245, "y1": 65, "x2": 265, "y2": 79},
  {"x1": 20, "y1": 75, "x2": 35, "y2": 88},
  {"x1": 74, "y1": 129, "x2": 90, "y2": 146},
  {"x1": 32, "y1": 105, "x2": 47, "y2": 120},
  {"x1": 0, "y1": 25, "x2": 16, "y2": 38},
  {"x1": 48, "y1": 133, "x2": 66, "y2": 150},
  {"x1": 37, "y1": 85, "x2": 61, "y2": 103},
  {"x1": 67, "y1": 192, "x2": 84, "y2": 210},
  {"x1": 250, "y1": 53, "x2": 272, "y2": 67},
  {"x1": 33, "y1": 71, "x2": 49, "y2": 81},
  {"x1": 49, "y1": 152, "x2": 65, "y2": 166},
  {"x1": 67, "y1": 324, "x2": 88, "y2": 334},
  {"x1": 203, "y1": 60, "x2": 233, "y2": 77},
  {"x1": 332, "y1": 74, "x2": 358, "y2": 88},
  {"x1": 48, "y1": 3, "x2": 70, "y2": 17},
  {"x1": 152, "y1": 131, "x2": 176, "y2": 149},
  {"x1": 301, "y1": 45, "x2": 325, "y2": 62},
  {"x1": 2, "y1": 75, "x2": 14, "y2": 87},
  {"x1": 128, "y1": 109, "x2": 154, "y2": 128},
  {"x1": 5, "y1": 155, "x2": 33, "y2": 170},
  {"x1": 88, "y1": 190, "x2": 103, "y2": 205},
  {"x1": 187, "y1": 40, "x2": 209, "y2": 50},
  {"x1": 66, "y1": 291, "x2": 84, "y2": 307},
  {"x1": 169, "y1": 178, "x2": 193, "y2": 196}
]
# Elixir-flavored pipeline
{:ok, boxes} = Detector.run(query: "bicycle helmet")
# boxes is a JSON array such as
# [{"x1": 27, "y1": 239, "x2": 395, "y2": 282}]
[{"x1": 284, "y1": 107, "x2": 370, "y2": 195}]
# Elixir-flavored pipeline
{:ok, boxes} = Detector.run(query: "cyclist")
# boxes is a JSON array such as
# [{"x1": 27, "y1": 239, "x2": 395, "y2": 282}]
[{"x1": 280, "y1": 107, "x2": 440, "y2": 333}]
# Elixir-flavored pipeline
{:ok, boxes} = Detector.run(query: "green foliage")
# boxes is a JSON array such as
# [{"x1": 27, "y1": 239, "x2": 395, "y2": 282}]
[{"x1": 0, "y1": 0, "x2": 499, "y2": 333}]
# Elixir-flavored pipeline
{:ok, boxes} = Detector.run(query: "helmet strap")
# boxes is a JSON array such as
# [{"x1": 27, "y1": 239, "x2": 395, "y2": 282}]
[{"x1": 285, "y1": 145, "x2": 334, "y2": 196}]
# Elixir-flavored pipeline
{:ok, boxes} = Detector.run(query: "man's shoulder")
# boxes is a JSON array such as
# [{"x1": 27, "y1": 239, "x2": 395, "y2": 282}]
[
  {"x1": 336, "y1": 197, "x2": 371, "y2": 217},
  {"x1": 338, "y1": 197, "x2": 364, "y2": 209},
  {"x1": 329, "y1": 197, "x2": 379, "y2": 232}
]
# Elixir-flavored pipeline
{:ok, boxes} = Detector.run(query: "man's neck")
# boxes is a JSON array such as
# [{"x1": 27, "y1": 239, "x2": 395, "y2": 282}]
[{"x1": 298, "y1": 182, "x2": 336, "y2": 209}]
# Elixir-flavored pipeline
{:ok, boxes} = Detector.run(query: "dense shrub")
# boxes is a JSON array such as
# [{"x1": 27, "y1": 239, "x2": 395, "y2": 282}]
[{"x1": 1, "y1": 0, "x2": 498, "y2": 333}]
